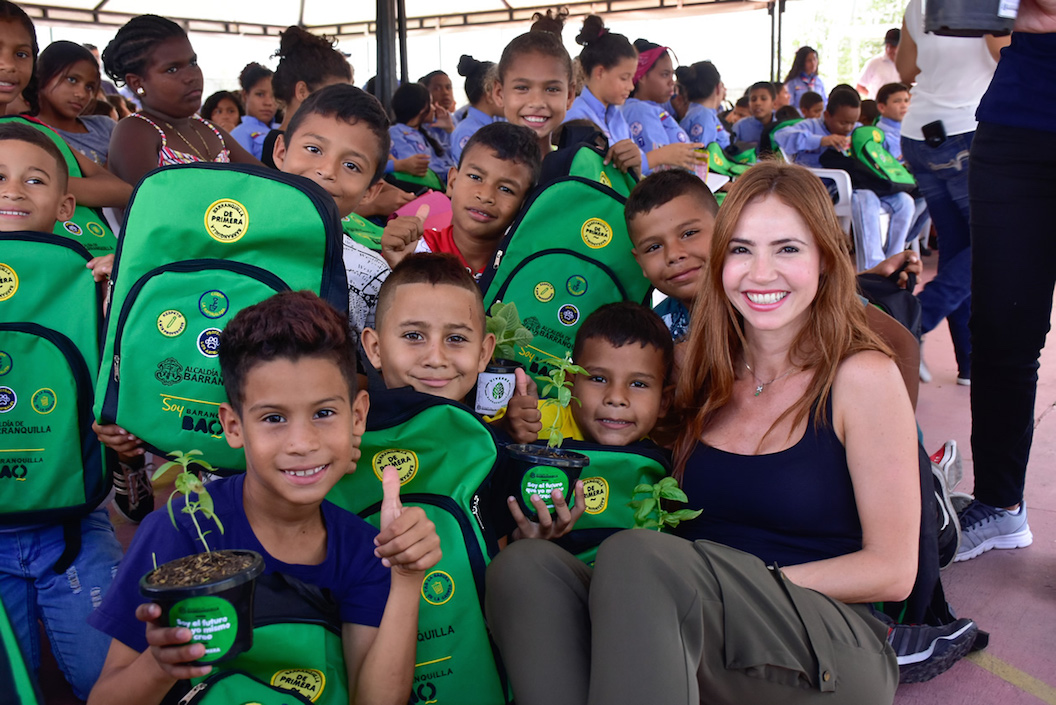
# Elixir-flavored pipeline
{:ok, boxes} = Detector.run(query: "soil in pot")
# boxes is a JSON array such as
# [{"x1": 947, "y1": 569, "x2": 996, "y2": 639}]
[{"x1": 146, "y1": 550, "x2": 256, "y2": 588}]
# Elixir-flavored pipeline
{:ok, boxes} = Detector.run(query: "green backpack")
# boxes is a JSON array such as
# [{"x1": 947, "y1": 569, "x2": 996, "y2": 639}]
[
  {"x1": 768, "y1": 118, "x2": 805, "y2": 158},
  {"x1": 342, "y1": 213, "x2": 384, "y2": 252},
  {"x1": 850, "y1": 125, "x2": 917, "y2": 193},
  {"x1": 0, "y1": 596, "x2": 40, "y2": 705},
  {"x1": 188, "y1": 573, "x2": 346, "y2": 705},
  {"x1": 553, "y1": 440, "x2": 670, "y2": 565},
  {"x1": 705, "y1": 141, "x2": 751, "y2": 178},
  {"x1": 327, "y1": 387, "x2": 509, "y2": 705},
  {"x1": 726, "y1": 144, "x2": 757, "y2": 166},
  {"x1": 0, "y1": 233, "x2": 107, "y2": 541},
  {"x1": 479, "y1": 142, "x2": 651, "y2": 394},
  {"x1": 94, "y1": 164, "x2": 347, "y2": 472},
  {"x1": 0, "y1": 116, "x2": 118, "y2": 257},
  {"x1": 389, "y1": 169, "x2": 446, "y2": 193},
  {"x1": 548, "y1": 124, "x2": 638, "y2": 197}
]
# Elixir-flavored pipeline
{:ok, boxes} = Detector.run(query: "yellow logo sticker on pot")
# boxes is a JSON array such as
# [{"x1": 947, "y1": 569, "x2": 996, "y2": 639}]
[
  {"x1": 0, "y1": 263, "x2": 18, "y2": 301},
  {"x1": 581, "y1": 218, "x2": 612, "y2": 249},
  {"x1": 204, "y1": 199, "x2": 249, "y2": 243},
  {"x1": 372, "y1": 449, "x2": 418, "y2": 485},
  {"x1": 272, "y1": 669, "x2": 326, "y2": 701},
  {"x1": 157, "y1": 310, "x2": 186, "y2": 338},
  {"x1": 582, "y1": 477, "x2": 608, "y2": 514},
  {"x1": 422, "y1": 570, "x2": 455, "y2": 606}
]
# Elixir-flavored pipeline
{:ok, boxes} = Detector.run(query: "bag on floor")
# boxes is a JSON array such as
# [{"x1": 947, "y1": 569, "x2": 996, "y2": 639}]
[{"x1": 94, "y1": 163, "x2": 347, "y2": 472}]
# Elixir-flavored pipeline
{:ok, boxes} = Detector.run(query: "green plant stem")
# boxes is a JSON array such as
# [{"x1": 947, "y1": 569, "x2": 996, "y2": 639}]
[{"x1": 187, "y1": 502, "x2": 211, "y2": 553}]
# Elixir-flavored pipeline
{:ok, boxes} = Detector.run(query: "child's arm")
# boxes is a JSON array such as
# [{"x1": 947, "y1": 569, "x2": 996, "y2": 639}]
[
  {"x1": 393, "y1": 153, "x2": 431, "y2": 176},
  {"x1": 69, "y1": 148, "x2": 133, "y2": 209},
  {"x1": 605, "y1": 138, "x2": 642, "y2": 174},
  {"x1": 345, "y1": 466, "x2": 441, "y2": 704},
  {"x1": 380, "y1": 205, "x2": 430, "y2": 269},
  {"x1": 645, "y1": 142, "x2": 705, "y2": 172},
  {"x1": 355, "y1": 181, "x2": 416, "y2": 218}
]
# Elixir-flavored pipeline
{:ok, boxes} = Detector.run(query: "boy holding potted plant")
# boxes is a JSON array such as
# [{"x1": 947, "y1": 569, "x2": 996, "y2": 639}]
[{"x1": 87, "y1": 291, "x2": 441, "y2": 705}]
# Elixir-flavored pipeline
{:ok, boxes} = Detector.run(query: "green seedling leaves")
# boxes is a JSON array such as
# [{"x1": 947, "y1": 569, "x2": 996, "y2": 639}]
[
  {"x1": 487, "y1": 301, "x2": 535, "y2": 361},
  {"x1": 628, "y1": 478, "x2": 704, "y2": 531},
  {"x1": 154, "y1": 449, "x2": 224, "y2": 552}
]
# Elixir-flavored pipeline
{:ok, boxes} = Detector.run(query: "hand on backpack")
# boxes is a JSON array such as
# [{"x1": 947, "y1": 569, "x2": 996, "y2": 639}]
[
  {"x1": 605, "y1": 139, "x2": 642, "y2": 174},
  {"x1": 507, "y1": 480, "x2": 586, "y2": 542},
  {"x1": 374, "y1": 465, "x2": 442, "y2": 576},
  {"x1": 87, "y1": 254, "x2": 115, "y2": 282},
  {"x1": 821, "y1": 134, "x2": 850, "y2": 151},
  {"x1": 136, "y1": 602, "x2": 213, "y2": 680},
  {"x1": 380, "y1": 204, "x2": 430, "y2": 269},
  {"x1": 502, "y1": 369, "x2": 542, "y2": 444},
  {"x1": 651, "y1": 142, "x2": 706, "y2": 170},
  {"x1": 93, "y1": 421, "x2": 145, "y2": 458},
  {"x1": 393, "y1": 153, "x2": 431, "y2": 177}
]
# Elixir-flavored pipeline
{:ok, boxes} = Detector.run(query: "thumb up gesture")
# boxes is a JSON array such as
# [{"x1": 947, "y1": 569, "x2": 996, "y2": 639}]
[
  {"x1": 501, "y1": 368, "x2": 542, "y2": 444},
  {"x1": 380, "y1": 204, "x2": 430, "y2": 269},
  {"x1": 374, "y1": 466, "x2": 441, "y2": 576}
]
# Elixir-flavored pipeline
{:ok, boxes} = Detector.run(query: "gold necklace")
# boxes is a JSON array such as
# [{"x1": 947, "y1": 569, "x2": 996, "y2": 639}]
[
  {"x1": 743, "y1": 359, "x2": 798, "y2": 397},
  {"x1": 157, "y1": 116, "x2": 211, "y2": 160}
]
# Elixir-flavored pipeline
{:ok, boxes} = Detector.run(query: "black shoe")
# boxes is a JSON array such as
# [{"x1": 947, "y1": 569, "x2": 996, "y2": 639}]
[
  {"x1": 889, "y1": 618, "x2": 978, "y2": 683},
  {"x1": 112, "y1": 458, "x2": 155, "y2": 523}
]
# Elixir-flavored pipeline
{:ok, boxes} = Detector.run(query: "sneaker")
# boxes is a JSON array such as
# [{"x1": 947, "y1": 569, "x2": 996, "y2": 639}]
[
  {"x1": 930, "y1": 440, "x2": 962, "y2": 493},
  {"x1": 931, "y1": 458, "x2": 962, "y2": 570},
  {"x1": 954, "y1": 500, "x2": 1033, "y2": 562},
  {"x1": 919, "y1": 342, "x2": 932, "y2": 383},
  {"x1": 889, "y1": 618, "x2": 979, "y2": 683},
  {"x1": 112, "y1": 459, "x2": 155, "y2": 523},
  {"x1": 956, "y1": 376, "x2": 971, "y2": 387}
]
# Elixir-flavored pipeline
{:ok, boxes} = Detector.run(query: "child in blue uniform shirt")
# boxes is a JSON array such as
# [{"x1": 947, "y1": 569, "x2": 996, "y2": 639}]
[
  {"x1": 450, "y1": 54, "x2": 503, "y2": 163},
  {"x1": 389, "y1": 82, "x2": 456, "y2": 181},
  {"x1": 875, "y1": 82, "x2": 911, "y2": 160},
  {"x1": 784, "y1": 46, "x2": 827, "y2": 112},
  {"x1": 563, "y1": 15, "x2": 642, "y2": 173},
  {"x1": 731, "y1": 81, "x2": 776, "y2": 146},
  {"x1": 621, "y1": 39, "x2": 704, "y2": 175},
  {"x1": 230, "y1": 62, "x2": 278, "y2": 160},
  {"x1": 676, "y1": 61, "x2": 729, "y2": 148}
]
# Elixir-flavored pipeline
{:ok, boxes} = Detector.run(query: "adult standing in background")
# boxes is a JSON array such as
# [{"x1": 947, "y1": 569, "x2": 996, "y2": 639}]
[
  {"x1": 856, "y1": 28, "x2": 901, "y2": 99},
  {"x1": 784, "y1": 46, "x2": 826, "y2": 111},
  {"x1": 896, "y1": 0, "x2": 1006, "y2": 386},
  {"x1": 961, "y1": 0, "x2": 1056, "y2": 562}
]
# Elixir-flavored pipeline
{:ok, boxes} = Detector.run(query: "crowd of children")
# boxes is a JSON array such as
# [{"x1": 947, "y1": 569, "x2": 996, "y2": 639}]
[{"x1": 1, "y1": 0, "x2": 1004, "y2": 702}]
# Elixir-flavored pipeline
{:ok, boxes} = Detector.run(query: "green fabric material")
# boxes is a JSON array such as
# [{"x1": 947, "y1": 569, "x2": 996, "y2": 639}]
[
  {"x1": 393, "y1": 169, "x2": 445, "y2": 191},
  {"x1": 0, "y1": 234, "x2": 105, "y2": 523},
  {"x1": 727, "y1": 145, "x2": 758, "y2": 165},
  {"x1": 768, "y1": 118, "x2": 804, "y2": 157},
  {"x1": 94, "y1": 164, "x2": 346, "y2": 472},
  {"x1": 0, "y1": 116, "x2": 117, "y2": 257},
  {"x1": 851, "y1": 125, "x2": 917, "y2": 188},
  {"x1": 342, "y1": 213, "x2": 384, "y2": 251},
  {"x1": 0, "y1": 596, "x2": 41, "y2": 704},
  {"x1": 568, "y1": 146, "x2": 637, "y2": 197},
  {"x1": 706, "y1": 142, "x2": 752, "y2": 177},
  {"x1": 184, "y1": 670, "x2": 314, "y2": 704}
]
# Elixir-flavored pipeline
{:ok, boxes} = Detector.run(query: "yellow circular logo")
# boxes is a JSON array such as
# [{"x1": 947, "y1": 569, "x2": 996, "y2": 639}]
[
  {"x1": 31, "y1": 388, "x2": 56, "y2": 415},
  {"x1": 372, "y1": 449, "x2": 418, "y2": 485},
  {"x1": 157, "y1": 310, "x2": 187, "y2": 338},
  {"x1": 533, "y1": 281, "x2": 555, "y2": 303},
  {"x1": 0, "y1": 263, "x2": 18, "y2": 302},
  {"x1": 421, "y1": 570, "x2": 455, "y2": 606},
  {"x1": 271, "y1": 669, "x2": 325, "y2": 702},
  {"x1": 581, "y1": 218, "x2": 613, "y2": 249},
  {"x1": 204, "y1": 199, "x2": 249, "y2": 243},
  {"x1": 599, "y1": 171, "x2": 612, "y2": 187},
  {"x1": 86, "y1": 222, "x2": 106, "y2": 238},
  {"x1": 582, "y1": 477, "x2": 608, "y2": 514}
]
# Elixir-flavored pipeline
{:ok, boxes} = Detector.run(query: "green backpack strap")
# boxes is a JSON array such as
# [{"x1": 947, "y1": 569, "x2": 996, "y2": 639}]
[
  {"x1": 850, "y1": 125, "x2": 917, "y2": 191},
  {"x1": 768, "y1": 118, "x2": 804, "y2": 158},
  {"x1": 327, "y1": 387, "x2": 510, "y2": 705},
  {"x1": 183, "y1": 670, "x2": 314, "y2": 705},
  {"x1": 0, "y1": 597, "x2": 41, "y2": 705},
  {"x1": 342, "y1": 213, "x2": 384, "y2": 252},
  {"x1": 553, "y1": 440, "x2": 671, "y2": 565},
  {"x1": 705, "y1": 142, "x2": 751, "y2": 177},
  {"x1": 0, "y1": 116, "x2": 118, "y2": 257}
]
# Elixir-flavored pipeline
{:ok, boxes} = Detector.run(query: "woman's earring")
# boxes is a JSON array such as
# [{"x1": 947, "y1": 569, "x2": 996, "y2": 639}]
[{"x1": 136, "y1": 87, "x2": 145, "y2": 96}]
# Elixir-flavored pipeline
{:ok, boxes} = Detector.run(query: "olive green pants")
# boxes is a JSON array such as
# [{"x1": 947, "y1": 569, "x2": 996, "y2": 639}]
[{"x1": 485, "y1": 531, "x2": 898, "y2": 705}]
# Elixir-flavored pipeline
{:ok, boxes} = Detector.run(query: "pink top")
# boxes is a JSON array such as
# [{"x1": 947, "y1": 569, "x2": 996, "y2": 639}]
[{"x1": 131, "y1": 113, "x2": 232, "y2": 166}]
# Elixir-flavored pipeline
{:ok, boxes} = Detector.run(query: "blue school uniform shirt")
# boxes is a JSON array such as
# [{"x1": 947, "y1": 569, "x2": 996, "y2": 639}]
[
  {"x1": 87, "y1": 474, "x2": 390, "y2": 654},
  {"x1": 389, "y1": 122, "x2": 456, "y2": 176},
  {"x1": 450, "y1": 106, "x2": 500, "y2": 163},
  {"x1": 565, "y1": 86, "x2": 631, "y2": 143},
  {"x1": 876, "y1": 115, "x2": 903, "y2": 161},
  {"x1": 622, "y1": 98, "x2": 689, "y2": 174},
  {"x1": 786, "y1": 73, "x2": 827, "y2": 112},
  {"x1": 774, "y1": 116, "x2": 857, "y2": 169},
  {"x1": 731, "y1": 114, "x2": 773, "y2": 145},
  {"x1": 230, "y1": 115, "x2": 276, "y2": 161},
  {"x1": 680, "y1": 103, "x2": 730, "y2": 148}
]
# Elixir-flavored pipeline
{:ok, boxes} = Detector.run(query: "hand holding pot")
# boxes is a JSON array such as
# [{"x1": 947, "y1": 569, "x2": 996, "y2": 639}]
[
  {"x1": 374, "y1": 466, "x2": 442, "y2": 575},
  {"x1": 137, "y1": 602, "x2": 214, "y2": 680},
  {"x1": 508, "y1": 480, "x2": 586, "y2": 541},
  {"x1": 503, "y1": 369, "x2": 543, "y2": 443}
]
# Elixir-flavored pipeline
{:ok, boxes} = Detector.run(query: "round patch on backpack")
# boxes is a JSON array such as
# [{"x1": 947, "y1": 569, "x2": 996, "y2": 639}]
[
  {"x1": 271, "y1": 669, "x2": 325, "y2": 701},
  {"x1": 0, "y1": 386, "x2": 16, "y2": 413},
  {"x1": 157, "y1": 310, "x2": 186, "y2": 338},
  {"x1": 86, "y1": 222, "x2": 106, "y2": 238},
  {"x1": 558, "y1": 304, "x2": 579, "y2": 327},
  {"x1": 372, "y1": 449, "x2": 418, "y2": 485},
  {"x1": 0, "y1": 263, "x2": 19, "y2": 301},
  {"x1": 534, "y1": 281, "x2": 555, "y2": 303},
  {"x1": 581, "y1": 218, "x2": 612, "y2": 249},
  {"x1": 204, "y1": 199, "x2": 249, "y2": 243},
  {"x1": 421, "y1": 570, "x2": 455, "y2": 606},
  {"x1": 197, "y1": 328, "x2": 222, "y2": 357},
  {"x1": 566, "y1": 275, "x2": 588, "y2": 297},
  {"x1": 198, "y1": 290, "x2": 229, "y2": 319},
  {"x1": 31, "y1": 388, "x2": 56, "y2": 415},
  {"x1": 0, "y1": 351, "x2": 11, "y2": 376},
  {"x1": 582, "y1": 476, "x2": 608, "y2": 514},
  {"x1": 63, "y1": 221, "x2": 83, "y2": 236}
]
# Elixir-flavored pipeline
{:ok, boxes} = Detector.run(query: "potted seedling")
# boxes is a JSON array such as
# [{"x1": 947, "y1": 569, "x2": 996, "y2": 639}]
[
  {"x1": 505, "y1": 353, "x2": 591, "y2": 520},
  {"x1": 139, "y1": 450, "x2": 263, "y2": 665},
  {"x1": 476, "y1": 302, "x2": 534, "y2": 415},
  {"x1": 629, "y1": 477, "x2": 703, "y2": 530}
]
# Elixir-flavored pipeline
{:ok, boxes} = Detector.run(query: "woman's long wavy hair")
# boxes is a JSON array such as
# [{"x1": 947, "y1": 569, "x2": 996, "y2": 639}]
[{"x1": 671, "y1": 161, "x2": 890, "y2": 480}]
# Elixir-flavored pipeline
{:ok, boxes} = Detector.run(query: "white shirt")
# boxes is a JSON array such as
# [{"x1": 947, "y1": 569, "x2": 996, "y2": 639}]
[{"x1": 857, "y1": 54, "x2": 901, "y2": 98}]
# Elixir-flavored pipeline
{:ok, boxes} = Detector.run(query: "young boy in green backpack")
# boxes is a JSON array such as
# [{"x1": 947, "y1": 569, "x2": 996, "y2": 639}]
[
  {"x1": 87, "y1": 291, "x2": 441, "y2": 705},
  {"x1": 0, "y1": 122, "x2": 124, "y2": 701}
]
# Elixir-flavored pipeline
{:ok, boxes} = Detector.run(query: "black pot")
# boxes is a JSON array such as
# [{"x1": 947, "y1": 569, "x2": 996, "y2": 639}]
[
  {"x1": 506, "y1": 443, "x2": 590, "y2": 521},
  {"x1": 139, "y1": 549, "x2": 264, "y2": 665},
  {"x1": 924, "y1": 0, "x2": 1017, "y2": 37},
  {"x1": 474, "y1": 359, "x2": 521, "y2": 416}
]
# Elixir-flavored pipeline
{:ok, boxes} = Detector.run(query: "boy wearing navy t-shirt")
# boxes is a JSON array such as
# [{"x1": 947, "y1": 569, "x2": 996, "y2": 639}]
[{"x1": 87, "y1": 291, "x2": 440, "y2": 705}]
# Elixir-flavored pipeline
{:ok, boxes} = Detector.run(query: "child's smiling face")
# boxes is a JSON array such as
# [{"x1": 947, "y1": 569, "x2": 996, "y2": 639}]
[
  {"x1": 0, "y1": 139, "x2": 75, "y2": 233},
  {"x1": 630, "y1": 193, "x2": 715, "y2": 306},
  {"x1": 495, "y1": 51, "x2": 574, "y2": 143}
]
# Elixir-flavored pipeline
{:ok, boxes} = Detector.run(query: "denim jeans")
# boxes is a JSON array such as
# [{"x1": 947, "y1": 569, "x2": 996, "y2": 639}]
[
  {"x1": 969, "y1": 122, "x2": 1056, "y2": 507},
  {"x1": 902, "y1": 132, "x2": 974, "y2": 377},
  {"x1": 0, "y1": 510, "x2": 123, "y2": 699},
  {"x1": 850, "y1": 189, "x2": 915, "y2": 270}
]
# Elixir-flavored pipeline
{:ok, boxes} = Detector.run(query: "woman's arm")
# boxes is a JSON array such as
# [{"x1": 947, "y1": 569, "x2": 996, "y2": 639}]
[
  {"x1": 69, "y1": 148, "x2": 133, "y2": 208},
  {"x1": 779, "y1": 351, "x2": 920, "y2": 603},
  {"x1": 895, "y1": 18, "x2": 920, "y2": 85}
]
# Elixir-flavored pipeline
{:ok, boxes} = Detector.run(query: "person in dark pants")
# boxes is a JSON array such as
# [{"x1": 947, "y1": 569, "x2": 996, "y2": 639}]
[{"x1": 961, "y1": 1, "x2": 1056, "y2": 562}]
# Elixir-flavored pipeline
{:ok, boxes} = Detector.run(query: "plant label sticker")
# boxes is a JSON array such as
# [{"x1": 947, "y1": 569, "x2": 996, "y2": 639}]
[
  {"x1": 475, "y1": 370, "x2": 516, "y2": 416},
  {"x1": 581, "y1": 218, "x2": 613, "y2": 249},
  {"x1": 522, "y1": 466, "x2": 570, "y2": 511},
  {"x1": 582, "y1": 476, "x2": 608, "y2": 514},
  {"x1": 372, "y1": 449, "x2": 418, "y2": 485},
  {"x1": 421, "y1": 570, "x2": 455, "y2": 606},
  {"x1": 271, "y1": 669, "x2": 326, "y2": 701},
  {"x1": 204, "y1": 199, "x2": 249, "y2": 243},
  {"x1": 157, "y1": 310, "x2": 187, "y2": 338},
  {"x1": 169, "y1": 596, "x2": 238, "y2": 662},
  {"x1": 0, "y1": 263, "x2": 18, "y2": 301}
]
